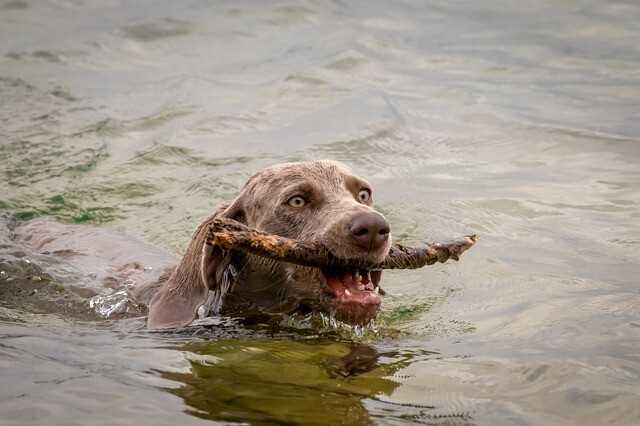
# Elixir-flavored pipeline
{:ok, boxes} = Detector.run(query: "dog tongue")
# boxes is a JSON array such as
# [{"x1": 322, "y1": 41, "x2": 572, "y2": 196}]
[{"x1": 324, "y1": 272, "x2": 381, "y2": 305}]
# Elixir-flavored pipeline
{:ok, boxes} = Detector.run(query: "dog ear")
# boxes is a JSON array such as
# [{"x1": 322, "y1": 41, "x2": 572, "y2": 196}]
[
  {"x1": 147, "y1": 196, "x2": 246, "y2": 330},
  {"x1": 198, "y1": 197, "x2": 246, "y2": 311}
]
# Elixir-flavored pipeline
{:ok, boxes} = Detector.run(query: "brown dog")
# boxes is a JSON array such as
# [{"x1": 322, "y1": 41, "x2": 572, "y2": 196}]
[
  {"x1": 145, "y1": 160, "x2": 391, "y2": 329},
  {"x1": 2, "y1": 160, "x2": 390, "y2": 329}
]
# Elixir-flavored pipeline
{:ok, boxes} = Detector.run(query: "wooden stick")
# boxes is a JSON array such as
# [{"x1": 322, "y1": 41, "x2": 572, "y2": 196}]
[{"x1": 206, "y1": 218, "x2": 476, "y2": 270}]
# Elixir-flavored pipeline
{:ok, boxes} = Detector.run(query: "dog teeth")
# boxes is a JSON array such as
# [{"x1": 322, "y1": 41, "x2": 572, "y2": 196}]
[
  {"x1": 353, "y1": 271, "x2": 361, "y2": 282},
  {"x1": 357, "y1": 283, "x2": 365, "y2": 291},
  {"x1": 374, "y1": 287, "x2": 379, "y2": 294},
  {"x1": 344, "y1": 289, "x2": 352, "y2": 296},
  {"x1": 370, "y1": 270, "x2": 382, "y2": 286}
]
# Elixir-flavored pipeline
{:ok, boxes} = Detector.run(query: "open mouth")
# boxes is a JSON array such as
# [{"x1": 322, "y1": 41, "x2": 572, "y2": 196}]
[{"x1": 321, "y1": 268, "x2": 383, "y2": 324}]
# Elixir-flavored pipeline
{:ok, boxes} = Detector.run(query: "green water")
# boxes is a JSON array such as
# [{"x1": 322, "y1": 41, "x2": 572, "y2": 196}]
[{"x1": 1, "y1": 1, "x2": 640, "y2": 425}]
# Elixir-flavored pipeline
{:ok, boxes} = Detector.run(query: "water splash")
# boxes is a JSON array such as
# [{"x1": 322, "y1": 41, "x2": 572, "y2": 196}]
[
  {"x1": 89, "y1": 284, "x2": 141, "y2": 319},
  {"x1": 315, "y1": 312, "x2": 381, "y2": 339}
]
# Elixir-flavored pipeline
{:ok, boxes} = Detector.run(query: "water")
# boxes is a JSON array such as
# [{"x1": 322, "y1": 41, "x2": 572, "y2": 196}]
[{"x1": 1, "y1": 1, "x2": 639, "y2": 424}]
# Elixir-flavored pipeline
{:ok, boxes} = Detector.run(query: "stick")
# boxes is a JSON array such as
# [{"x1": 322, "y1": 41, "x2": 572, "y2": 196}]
[{"x1": 206, "y1": 218, "x2": 476, "y2": 270}]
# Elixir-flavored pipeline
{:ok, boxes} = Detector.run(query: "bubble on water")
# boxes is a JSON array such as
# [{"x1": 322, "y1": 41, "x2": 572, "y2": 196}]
[
  {"x1": 0, "y1": 271, "x2": 7, "y2": 280},
  {"x1": 89, "y1": 287, "x2": 139, "y2": 318}
]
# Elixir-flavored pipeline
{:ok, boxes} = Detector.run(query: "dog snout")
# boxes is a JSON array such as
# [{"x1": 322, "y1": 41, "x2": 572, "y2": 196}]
[{"x1": 349, "y1": 211, "x2": 390, "y2": 251}]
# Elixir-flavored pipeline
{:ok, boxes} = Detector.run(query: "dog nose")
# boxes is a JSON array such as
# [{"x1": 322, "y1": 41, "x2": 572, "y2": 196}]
[{"x1": 349, "y1": 212, "x2": 390, "y2": 251}]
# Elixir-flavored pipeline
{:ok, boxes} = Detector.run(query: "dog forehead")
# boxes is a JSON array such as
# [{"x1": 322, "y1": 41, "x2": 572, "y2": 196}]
[{"x1": 250, "y1": 160, "x2": 355, "y2": 190}]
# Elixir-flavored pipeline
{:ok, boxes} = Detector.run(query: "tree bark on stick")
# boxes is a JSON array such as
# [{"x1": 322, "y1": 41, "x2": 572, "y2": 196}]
[{"x1": 206, "y1": 218, "x2": 477, "y2": 270}]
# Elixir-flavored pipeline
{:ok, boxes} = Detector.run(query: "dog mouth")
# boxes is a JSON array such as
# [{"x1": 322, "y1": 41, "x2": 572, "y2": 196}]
[{"x1": 320, "y1": 268, "x2": 383, "y2": 324}]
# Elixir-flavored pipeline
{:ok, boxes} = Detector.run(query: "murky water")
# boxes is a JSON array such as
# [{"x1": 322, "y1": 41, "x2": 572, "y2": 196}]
[{"x1": 1, "y1": 1, "x2": 640, "y2": 425}]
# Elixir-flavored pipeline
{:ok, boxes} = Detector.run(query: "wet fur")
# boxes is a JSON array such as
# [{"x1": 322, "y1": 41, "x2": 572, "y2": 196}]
[{"x1": 146, "y1": 160, "x2": 391, "y2": 329}]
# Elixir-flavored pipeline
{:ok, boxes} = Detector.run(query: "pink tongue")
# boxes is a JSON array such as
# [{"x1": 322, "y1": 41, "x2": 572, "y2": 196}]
[{"x1": 325, "y1": 274, "x2": 380, "y2": 305}]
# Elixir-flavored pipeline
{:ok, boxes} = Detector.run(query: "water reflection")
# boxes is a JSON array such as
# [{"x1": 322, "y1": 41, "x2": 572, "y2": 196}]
[
  {"x1": 161, "y1": 340, "x2": 420, "y2": 425},
  {"x1": 2, "y1": 0, "x2": 640, "y2": 424}
]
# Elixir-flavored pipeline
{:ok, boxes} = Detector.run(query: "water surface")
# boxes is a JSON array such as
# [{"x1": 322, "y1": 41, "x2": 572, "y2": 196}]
[{"x1": 1, "y1": 1, "x2": 639, "y2": 425}]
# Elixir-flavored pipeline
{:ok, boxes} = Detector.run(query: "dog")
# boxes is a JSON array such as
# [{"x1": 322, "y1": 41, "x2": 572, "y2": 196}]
[
  {"x1": 2, "y1": 160, "x2": 391, "y2": 329},
  {"x1": 145, "y1": 160, "x2": 391, "y2": 329}
]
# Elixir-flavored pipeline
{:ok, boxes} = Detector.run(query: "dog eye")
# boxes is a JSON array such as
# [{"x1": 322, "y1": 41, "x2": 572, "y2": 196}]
[
  {"x1": 357, "y1": 189, "x2": 371, "y2": 203},
  {"x1": 287, "y1": 195, "x2": 306, "y2": 208}
]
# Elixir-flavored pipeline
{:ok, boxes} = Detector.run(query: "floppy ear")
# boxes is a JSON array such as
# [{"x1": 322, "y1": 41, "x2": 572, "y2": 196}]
[
  {"x1": 147, "y1": 197, "x2": 246, "y2": 330},
  {"x1": 198, "y1": 199, "x2": 246, "y2": 313}
]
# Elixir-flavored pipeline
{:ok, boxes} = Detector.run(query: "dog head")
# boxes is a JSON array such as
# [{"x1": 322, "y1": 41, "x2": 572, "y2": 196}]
[{"x1": 148, "y1": 160, "x2": 391, "y2": 329}]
